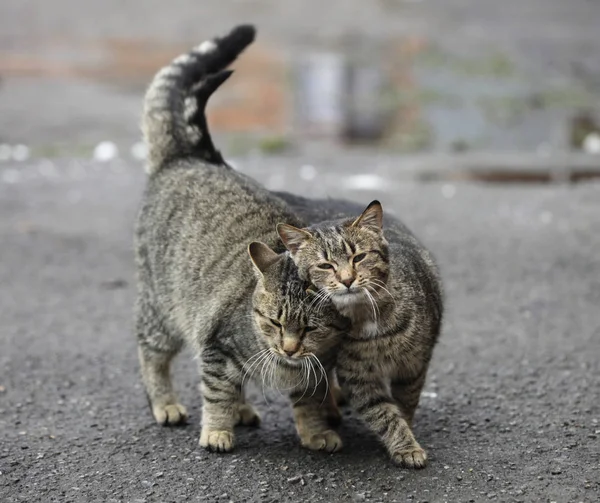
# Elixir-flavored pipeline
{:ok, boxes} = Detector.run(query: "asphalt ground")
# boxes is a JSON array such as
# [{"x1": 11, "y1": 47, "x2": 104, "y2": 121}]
[{"x1": 0, "y1": 158, "x2": 599, "y2": 503}]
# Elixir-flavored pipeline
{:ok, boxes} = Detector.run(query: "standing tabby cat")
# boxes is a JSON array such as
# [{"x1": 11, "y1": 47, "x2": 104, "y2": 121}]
[
  {"x1": 135, "y1": 25, "x2": 349, "y2": 453},
  {"x1": 276, "y1": 200, "x2": 443, "y2": 468}
]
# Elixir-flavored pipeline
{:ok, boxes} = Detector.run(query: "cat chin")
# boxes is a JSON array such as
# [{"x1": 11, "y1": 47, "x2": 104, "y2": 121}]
[
  {"x1": 275, "y1": 354, "x2": 305, "y2": 367},
  {"x1": 331, "y1": 290, "x2": 365, "y2": 307}
]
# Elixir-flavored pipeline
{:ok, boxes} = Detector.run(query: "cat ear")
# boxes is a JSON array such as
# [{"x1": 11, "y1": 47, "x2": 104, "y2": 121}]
[
  {"x1": 276, "y1": 223, "x2": 312, "y2": 255},
  {"x1": 248, "y1": 242, "x2": 281, "y2": 274},
  {"x1": 351, "y1": 200, "x2": 383, "y2": 231}
]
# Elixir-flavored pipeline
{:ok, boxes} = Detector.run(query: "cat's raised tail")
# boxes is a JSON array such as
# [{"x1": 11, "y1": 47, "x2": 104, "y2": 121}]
[{"x1": 142, "y1": 25, "x2": 256, "y2": 174}]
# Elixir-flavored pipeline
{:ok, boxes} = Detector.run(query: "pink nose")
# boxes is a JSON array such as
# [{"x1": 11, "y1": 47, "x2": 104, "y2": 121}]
[{"x1": 341, "y1": 278, "x2": 353, "y2": 288}]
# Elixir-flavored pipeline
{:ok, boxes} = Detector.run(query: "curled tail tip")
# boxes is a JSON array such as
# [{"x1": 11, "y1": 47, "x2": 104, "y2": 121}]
[{"x1": 229, "y1": 24, "x2": 257, "y2": 44}]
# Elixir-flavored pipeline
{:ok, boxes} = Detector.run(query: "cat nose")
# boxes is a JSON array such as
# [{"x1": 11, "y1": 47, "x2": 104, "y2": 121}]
[
  {"x1": 341, "y1": 278, "x2": 354, "y2": 288},
  {"x1": 282, "y1": 339, "x2": 300, "y2": 357}
]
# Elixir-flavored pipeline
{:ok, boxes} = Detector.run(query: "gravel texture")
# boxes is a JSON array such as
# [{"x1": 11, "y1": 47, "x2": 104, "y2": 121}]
[{"x1": 0, "y1": 158, "x2": 599, "y2": 502}]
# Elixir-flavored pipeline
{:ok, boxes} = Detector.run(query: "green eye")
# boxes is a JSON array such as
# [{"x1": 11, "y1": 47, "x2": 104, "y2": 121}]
[
  {"x1": 318, "y1": 263, "x2": 334, "y2": 270},
  {"x1": 270, "y1": 319, "x2": 282, "y2": 328},
  {"x1": 353, "y1": 253, "x2": 367, "y2": 264}
]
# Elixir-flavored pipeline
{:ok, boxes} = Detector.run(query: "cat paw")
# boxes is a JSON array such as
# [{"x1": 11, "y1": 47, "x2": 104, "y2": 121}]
[
  {"x1": 301, "y1": 430, "x2": 343, "y2": 453},
  {"x1": 199, "y1": 429, "x2": 235, "y2": 453},
  {"x1": 391, "y1": 445, "x2": 427, "y2": 469},
  {"x1": 152, "y1": 403, "x2": 188, "y2": 426},
  {"x1": 236, "y1": 404, "x2": 261, "y2": 427}
]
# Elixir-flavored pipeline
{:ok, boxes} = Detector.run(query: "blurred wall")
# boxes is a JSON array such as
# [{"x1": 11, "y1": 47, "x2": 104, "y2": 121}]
[{"x1": 1, "y1": 0, "x2": 599, "y2": 154}]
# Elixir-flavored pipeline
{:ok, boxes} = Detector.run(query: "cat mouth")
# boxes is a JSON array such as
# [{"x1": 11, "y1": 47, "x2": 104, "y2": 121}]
[
  {"x1": 332, "y1": 288, "x2": 364, "y2": 298},
  {"x1": 276, "y1": 354, "x2": 305, "y2": 366}
]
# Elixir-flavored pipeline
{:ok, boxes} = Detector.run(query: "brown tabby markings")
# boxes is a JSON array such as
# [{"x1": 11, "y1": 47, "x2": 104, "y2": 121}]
[
  {"x1": 136, "y1": 25, "x2": 349, "y2": 454},
  {"x1": 278, "y1": 200, "x2": 443, "y2": 468}
]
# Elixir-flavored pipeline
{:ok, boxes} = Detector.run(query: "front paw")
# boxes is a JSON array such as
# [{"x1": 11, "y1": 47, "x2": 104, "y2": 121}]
[
  {"x1": 152, "y1": 403, "x2": 188, "y2": 426},
  {"x1": 301, "y1": 430, "x2": 343, "y2": 453},
  {"x1": 391, "y1": 444, "x2": 427, "y2": 469},
  {"x1": 199, "y1": 429, "x2": 234, "y2": 452},
  {"x1": 236, "y1": 404, "x2": 261, "y2": 427}
]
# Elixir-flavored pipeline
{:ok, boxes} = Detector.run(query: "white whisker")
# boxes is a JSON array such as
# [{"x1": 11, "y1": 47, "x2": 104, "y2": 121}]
[
  {"x1": 241, "y1": 348, "x2": 271, "y2": 386},
  {"x1": 309, "y1": 354, "x2": 329, "y2": 405},
  {"x1": 363, "y1": 288, "x2": 379, "y2": 321}
]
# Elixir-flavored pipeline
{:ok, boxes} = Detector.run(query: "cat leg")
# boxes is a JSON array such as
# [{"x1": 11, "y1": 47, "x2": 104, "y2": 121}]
[
  {"x1": 198, "y1": 347, "x2": 243, "y2": 453},
  {"x1": 236, "y1": 387, "x2": 261, "y2": 427},
  {"x1": 330, "y1": 369, "x2": 347, "y2": 405},
  {"x1": 136, "y1": 301, "x2": 187, "y2": 425},
  {"x1": 290, "y1": 380, "x2": 343, "y2": 453},
  {"x1": 391, "y1": 370, "x2": 427, "y2": 428},
  {"x1": 338, "y1": 370, "x2": 427, "y2": 468},
  {"x1": 324, "y1": 370, "x2": 343, "y2": 427}
]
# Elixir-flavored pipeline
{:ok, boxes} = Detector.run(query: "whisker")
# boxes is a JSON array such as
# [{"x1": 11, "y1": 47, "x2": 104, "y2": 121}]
[
  {"x1": 259, "y1": 352, "x2": 274, "y2": 406},
  {"x1": 308, "y1": 358, "x2": 320, "y2": 398},
  {"x1": 241, "y1": 348, "x2": 271, "y2": 386},
  {"x1": 310, "y1": 354, "x2": 329, "y2": 405},
  {"x1": 369, "y1": 279, "x2": 397, "y2": 306},
  {"x1": 363, "y1": 288, "x2": 379, "y2": 321},
  {"x1": 307, "y1": 289, "x2": 328, "y2": 310},
  {"x1": 294, "y1": 359, "x2": 311, "y2": 404}
]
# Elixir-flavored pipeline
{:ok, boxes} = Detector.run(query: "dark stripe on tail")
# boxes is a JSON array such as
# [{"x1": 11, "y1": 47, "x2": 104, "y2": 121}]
[{"x1": 142, "y1": 25, "x2": 255, "y2": 174}]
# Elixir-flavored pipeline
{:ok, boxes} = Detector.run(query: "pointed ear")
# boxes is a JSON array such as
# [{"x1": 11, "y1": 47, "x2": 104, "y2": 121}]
[
  {"x1": 351, "y1": 200, "x2": 383, "y2": 231},
  {"x1": 248, "y1": 242, "x2": 281, "y2": 274},
  {"x1": 276, "y1": 223, "x2": 312, "y2": 255}
]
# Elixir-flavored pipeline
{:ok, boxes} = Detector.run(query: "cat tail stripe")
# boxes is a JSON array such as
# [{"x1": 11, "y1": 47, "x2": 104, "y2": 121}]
[{"x1": 142, "y1": 25, "x2": 256, "y2": 174}]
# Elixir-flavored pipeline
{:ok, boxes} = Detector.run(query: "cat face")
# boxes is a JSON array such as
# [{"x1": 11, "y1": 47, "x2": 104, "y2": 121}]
[
  {"x1": 277, "y1": 201, "x2": 390, "y2": 308},
  {"x1": 248, "y1": 242, "x2": 349, "y2": 365}
]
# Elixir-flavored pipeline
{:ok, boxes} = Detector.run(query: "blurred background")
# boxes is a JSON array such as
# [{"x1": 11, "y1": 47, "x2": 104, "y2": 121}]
[
  {"x1": 1, "y1": 0, "x2": 600, "y2": 178},
  {"x1": 2, "y1": 3, "x2": 600, "y2": 501}
]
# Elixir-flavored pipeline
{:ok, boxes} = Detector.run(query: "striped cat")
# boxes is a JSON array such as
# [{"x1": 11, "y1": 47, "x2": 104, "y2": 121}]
[
  {"x1": 276, "y1": 200, "x2": 444, "y2": 468},
  {"x1": 135, "y1": 25, "x2": 349, "y2": 454}
]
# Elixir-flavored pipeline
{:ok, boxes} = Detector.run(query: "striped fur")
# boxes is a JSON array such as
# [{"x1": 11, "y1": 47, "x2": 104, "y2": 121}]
[
  {"x1": 135, "y1": 26, "x2": 349, "y2": 454},
  {"x1": 142, "y1": 24, "x2": 254, "y2": 173},
  {"x1": 277, "y1": 196, "x2": 444, "y2": 468}
]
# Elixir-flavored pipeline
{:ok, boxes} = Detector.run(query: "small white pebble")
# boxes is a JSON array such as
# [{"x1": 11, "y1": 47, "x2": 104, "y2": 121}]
[
  {"x1": 93, "y1": 141, "x2": 118, "y2": 162},
  {"x1": 130, "y1": 142, "x2": 147, "y2": 161},
  {"x1": 299, "y1": 164, "x2": 317, "y2": 181},
  {"x1": 441, "y1": 184, "x2": 456, "y2": 199},
  {"x1": 0, "y1": 144, "x2": 12, "y2": 161},
  {"x1": 422, "y1": 391, "x2": 438, "y2": 399},
  {"x1": 343, "y1": 174, "x2": 386, "y2": 191},
  {"x1": 11, "y1": 144, "x2": 30, "y2": 162},
  {"x1": 583, "y1": 132, "x2": 600, "y2": 154}
]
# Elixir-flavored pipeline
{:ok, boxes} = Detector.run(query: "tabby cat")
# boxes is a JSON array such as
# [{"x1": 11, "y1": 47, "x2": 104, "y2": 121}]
[
  {"x1": 276, "y1": 200, "x2": 443, "y2": 468},
  {"x1": 135, "y1": 25, "x2": 349, "y2": 454}
]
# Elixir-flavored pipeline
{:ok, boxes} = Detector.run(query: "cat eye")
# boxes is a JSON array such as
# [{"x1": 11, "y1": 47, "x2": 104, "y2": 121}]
[
  {"x1": 270, "y1": 319, "x2": 282, "y2": 328},
  {"x1": 353, "y1": 253, "x2": 367, "y2": 264},
  {"x1": 304, "y1": 326, "x2": 317, "y2": 333},
  {"x1": 318, "y1": 263, "x2": 334, "y2": 270}
]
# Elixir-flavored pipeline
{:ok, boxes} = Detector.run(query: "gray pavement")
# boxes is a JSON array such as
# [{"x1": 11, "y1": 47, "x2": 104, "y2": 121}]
[{"x1": 0, "y1": 158, "x2": 599, "y2": 502}]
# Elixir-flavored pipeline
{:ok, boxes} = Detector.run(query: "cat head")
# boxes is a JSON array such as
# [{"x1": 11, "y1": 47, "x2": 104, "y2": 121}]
[
  {"x1": 276, "y1": 200, "x2": 389, "y2": 309},
  {"x1": 247, "y1": 242, "x2": 350, "y2": 364}
]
